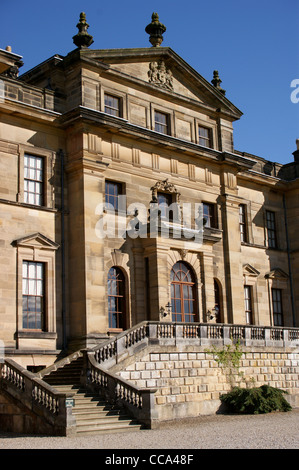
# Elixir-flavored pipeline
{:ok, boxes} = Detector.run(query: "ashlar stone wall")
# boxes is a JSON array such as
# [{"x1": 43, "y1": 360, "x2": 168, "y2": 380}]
[{"x1": 114, "y1": 346, "x2": 299, "y2": 421}]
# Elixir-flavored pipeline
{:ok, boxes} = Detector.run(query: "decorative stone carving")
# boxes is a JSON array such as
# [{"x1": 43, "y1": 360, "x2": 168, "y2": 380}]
[
  {"x1": 211, "y1": 70, "x2": 226, "y2": 96},
  {"x1": 148, "y1": 60, "x2": 173, "y2": 91},
  {"x1": 73, "y1": 12, "x2": 94, "y2": 49},
  {"x1": 179, "y1": 249, "x2": 188, "y2": 260},
  {"x1": 145, "y1": 12, "x2": 166, "y2": 47},
  {"x1": 150, "y1": 178, "x2": 180, "y2": 202}
]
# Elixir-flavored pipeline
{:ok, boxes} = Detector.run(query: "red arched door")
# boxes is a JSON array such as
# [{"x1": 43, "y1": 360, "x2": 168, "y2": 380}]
[
  {"x1": 108, "y1": 267, "x2": 126, "y2": 329},
  {"x1": 171, "y1": 262, "x2": 197, "y2": 322}
]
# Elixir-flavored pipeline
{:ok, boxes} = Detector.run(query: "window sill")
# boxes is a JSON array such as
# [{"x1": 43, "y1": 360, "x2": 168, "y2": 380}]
[
  {"x1": 0, "y1": 198, "x2": 57, "y2": 212},
  {"x1": 241, "y1": 242, "x2": 282, "y2": 251},
  {"x1": 108, "y1": 328, "x2": 123, "y2": 335},
  {"x1": 17, "y1": 331, "x2": 57, "y2": 339}
]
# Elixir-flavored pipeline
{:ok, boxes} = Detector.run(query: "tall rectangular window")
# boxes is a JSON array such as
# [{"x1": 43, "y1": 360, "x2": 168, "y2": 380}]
[
  {"x1": 203, "y1": 202, "x2": 217, "y2": 228},
  {"x1": 272, "y1": 288, "x2": 283, "y2": 326},
  {"x1": 266, "y1": 210, "x2": 277, "y2": 248},
  {"x1": 104, "y1": 94, "x2": 121, "y2": 117},
  {"x1": 154, "y1": 111, "x2": 169, "y2": 135},
  {"x1": 244, "y1": 285, "x2": 253, "y2": 324},
  {"x1": 239, "y1": 204, "x2": 247, "y2": 243},
  {"x1": 198, "y1": 126, "x2": 211, "y2": 148},
  {"x1": 24, "y1": 155, "x2": 43, "y2": 206},
  {"x1": 22, "y1": 261, "x2": 44, "y2": 330},
  {"x1": 105, "y1": 180, "x2": 122, "y2": 211}
]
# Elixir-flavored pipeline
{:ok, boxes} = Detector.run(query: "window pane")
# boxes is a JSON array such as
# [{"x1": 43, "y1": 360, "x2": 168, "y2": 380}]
[
  {"x1": 198, "y1": 126, "x2": 211, "y2": 147},
  {"x1": 244, "y1": 285, "x2": 253, "y2": 324},
  {"x1": 154, "y1": 111, "x2": 169, "y2": 134},
  {"x1": 203, "y1": 203, "x2": 216, "y2": 228},
  {"x1": 36, "y1": 263, "x2": 43, "y2": 278},
  {"x1": 22, "y1": 279, "x2": 28, "y2": 295},
  {"x1": 272, "y1": 288, "x2": 283, "y2": 326},
  {"x1": 266, "y1": 211, "x2": 277, "y2": 248},
  {"x1": 24, "y1": 155, "x2": 43, "y2": 206},
  {"x1": 104, "y1": 94, "x2": 120, "y2": 117},
  {"x1": 108, "y1": 267, "x2": 126, "y2": 329},
  {"x1": 22, "y1": 261, "x2": 44, "y2": 330},
  {"x1": 105, "y1": 181, "x2": 122, "y2": 210}
]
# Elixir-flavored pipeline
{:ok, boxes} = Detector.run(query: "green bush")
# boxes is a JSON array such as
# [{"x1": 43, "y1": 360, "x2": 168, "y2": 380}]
[{"x1": 220, "y1": 385, "x2": 292, "y2": 414}]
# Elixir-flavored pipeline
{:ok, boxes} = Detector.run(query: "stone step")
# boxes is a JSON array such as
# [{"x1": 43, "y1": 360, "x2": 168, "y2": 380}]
[
  {"x1": 72, "y1": 401, "x2": 112, "y2": 409},
  {"x1": 41, "y1": 357, "x2": 143, "y2": 435},
  {"x1": 73, "y1": 409, "x2": 127, "y2": 418},
  {"x1": 75, "y1": 422, "x2": 142, "y2": 435},
  {"x1": 74, "y1": 415, "x2": 134, "y2": 425}
]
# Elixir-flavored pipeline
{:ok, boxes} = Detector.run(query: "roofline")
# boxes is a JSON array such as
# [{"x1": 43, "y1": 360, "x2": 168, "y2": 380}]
[{"x1": 18, "y1": 46, "x2": 243, "y2": 119}]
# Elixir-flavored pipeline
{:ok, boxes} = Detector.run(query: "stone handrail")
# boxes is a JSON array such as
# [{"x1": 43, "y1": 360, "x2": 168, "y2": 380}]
[
  {"x1": 0, "y1": 358, "x2": 76, "y2": 435},
  {"x1": 91, "y1": 321, "x2": 299, "y2": 369},
  {"x1": 84, "y1": 351, "x2": 157, "y2": 428}
]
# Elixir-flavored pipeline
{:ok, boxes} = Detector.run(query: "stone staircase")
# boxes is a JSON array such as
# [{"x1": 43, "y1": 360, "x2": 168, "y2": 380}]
[{"x1": 42, "y1": 356, "x2": 143, "y2": 435}]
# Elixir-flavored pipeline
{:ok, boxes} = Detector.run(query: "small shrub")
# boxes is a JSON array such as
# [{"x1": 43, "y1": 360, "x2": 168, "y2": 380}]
[{"x1": 220, "y1": 385, "x2": 292, "y2": 414}]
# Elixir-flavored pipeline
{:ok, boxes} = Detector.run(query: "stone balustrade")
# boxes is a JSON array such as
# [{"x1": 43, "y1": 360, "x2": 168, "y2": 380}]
[
  {"x1": 91, "y1": 321, "x2": 299, "y2": 370},
  {"x1": 83, "y1": 350, "x2": 157, "y2": 428},
  {"x1": 0, "y1": 358, "x2": 76, "y2": 435}
]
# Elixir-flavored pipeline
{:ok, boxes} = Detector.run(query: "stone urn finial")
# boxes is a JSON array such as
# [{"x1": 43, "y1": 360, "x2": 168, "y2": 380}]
[
  {"x1": 145, "y1": 12, "x2": 166, "y2": 47},
  {"x1": 72, "y1": 12, "x2": 94, "y2": 49},
  {"x1": 211, "y1": 70, "x2": 226, "y2": 95}
]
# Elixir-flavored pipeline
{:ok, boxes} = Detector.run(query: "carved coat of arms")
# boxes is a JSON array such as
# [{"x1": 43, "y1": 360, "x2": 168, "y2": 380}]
[{"x1": 148, "y1": 60, "x2": 173, "y2": 91}]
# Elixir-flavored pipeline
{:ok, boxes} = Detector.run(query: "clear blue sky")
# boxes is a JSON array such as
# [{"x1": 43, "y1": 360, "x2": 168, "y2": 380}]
[{"x1": 2, "y1": 0, "x2": 299, "y2": 165}]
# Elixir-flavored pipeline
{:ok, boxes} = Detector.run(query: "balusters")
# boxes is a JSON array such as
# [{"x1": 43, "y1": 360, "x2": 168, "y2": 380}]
[
  {"x1": 95, "y1": 341, "x2": 116, "y2": 364},
  {"x1": 90, "y1": 364, "x2": 108, "y2": 388},
  {"x1": 229, "y1": 325, "x2": 245, "y2": 340},
  {"x1": 157, "y1": 323, "x2": 174, "y2": 338},
  {"x1": 270, "y1": 328, "x2": 283, "y2": 341},
  {"x1": 116, "y1": 382, "x2": 142, "y2": 409},
  {"x1": 183, "y1": 324, "x2": 199, "y2": 338},
  {"x1": 3, "y1": 363, "x2": 25, "y2": 390},
  {"x1": 32, "y1": 382, "x2": 59, "y2": 414},
  {"x1": 289, "y1": 329, "x2": 299, "y2": 341},
  {"x1": 251, "y1": 327, "x2": 265, "y2": 340},
  {"x1": 125, "y1": 324, "x2": 148, "y2": 348},
  {"x1": 207, "y1": 325, "x2": 223, "y2": 339}
]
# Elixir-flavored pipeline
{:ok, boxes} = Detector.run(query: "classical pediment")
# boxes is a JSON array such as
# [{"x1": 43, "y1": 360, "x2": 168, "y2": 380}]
[
  {"x1": 12, "y1": 233, "x2": 60, "y2": 250},
  {"x1": 243, "y1": 264, "x2": 260, "y2": 277},
  {"x1": 265, "y1": 268, "x2": 289, "y2": 280},
  {"x1": 79, "y1": 47, "x2": 242, "y2": 120}
]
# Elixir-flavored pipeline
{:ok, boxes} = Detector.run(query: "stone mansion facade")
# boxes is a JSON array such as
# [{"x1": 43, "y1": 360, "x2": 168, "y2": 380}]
[{"x1": 1, "y1": 12, "x2": 299, "y2": 370}]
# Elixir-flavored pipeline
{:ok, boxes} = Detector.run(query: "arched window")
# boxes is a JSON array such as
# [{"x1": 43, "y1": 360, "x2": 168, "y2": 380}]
[
  {"x1": 108, "y1": 267, "x2": 126, "y2": 329},
  {"x1": 170, "y1": 262, "x2": 197, "y2": 322}
]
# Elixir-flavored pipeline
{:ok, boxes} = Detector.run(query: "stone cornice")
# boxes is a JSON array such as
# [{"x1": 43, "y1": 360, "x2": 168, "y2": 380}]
[{"x1": 59, "y1": 106, "x2": 256, "y2": 172}]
